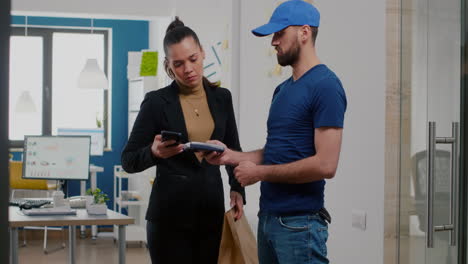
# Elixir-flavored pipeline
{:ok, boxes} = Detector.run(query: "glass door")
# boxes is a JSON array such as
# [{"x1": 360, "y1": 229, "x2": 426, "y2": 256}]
[{"x1": 399, "y1": 0, "x2": 463, "y2": 263}]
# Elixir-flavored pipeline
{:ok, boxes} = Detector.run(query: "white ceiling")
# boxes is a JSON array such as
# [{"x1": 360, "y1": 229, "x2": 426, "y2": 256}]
[{"x1": 12, "y1": 0, "x2": 176, "y2": 19}]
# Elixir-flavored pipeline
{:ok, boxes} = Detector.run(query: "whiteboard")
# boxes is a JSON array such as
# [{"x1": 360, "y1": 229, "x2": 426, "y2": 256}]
[{"x1": 23, "y1": 136, "x2": 91, "y2": 180}]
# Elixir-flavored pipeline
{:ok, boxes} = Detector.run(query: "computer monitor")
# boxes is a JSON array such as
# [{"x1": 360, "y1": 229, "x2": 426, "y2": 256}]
[
  {"x1": 57, "y1": 128, "x2": 104, "y2": 156},
  {"x1": 22, "y1": 135, "x2": 91, "y2": 181}
]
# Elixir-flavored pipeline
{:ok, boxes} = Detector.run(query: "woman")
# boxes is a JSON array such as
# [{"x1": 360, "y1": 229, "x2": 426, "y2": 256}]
[{"x1": 121, "y1": 17, "x2": 245, "y2": 264}]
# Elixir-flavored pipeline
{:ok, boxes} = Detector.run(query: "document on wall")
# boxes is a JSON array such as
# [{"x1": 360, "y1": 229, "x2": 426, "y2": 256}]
[{"x1": 140, "y1": 51, "x2": 158, "y2": 76}]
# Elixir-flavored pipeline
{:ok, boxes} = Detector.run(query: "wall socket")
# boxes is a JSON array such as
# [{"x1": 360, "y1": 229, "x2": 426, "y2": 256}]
[{"x1": 352, "y1": 210, "x2": 367, "y2": 231}]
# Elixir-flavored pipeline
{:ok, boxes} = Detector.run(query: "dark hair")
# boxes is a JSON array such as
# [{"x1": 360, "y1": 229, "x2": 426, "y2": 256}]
[
  {"x1": 311, "y1": 26, "x2": 319, "y2": 45},
  {"x1": 163, "y1": 16, "x2": 218, "y2": 88}
]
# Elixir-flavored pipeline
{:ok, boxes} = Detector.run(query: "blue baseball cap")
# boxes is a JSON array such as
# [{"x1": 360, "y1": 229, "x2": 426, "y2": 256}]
[{"x1": 252, "y1": 0, "x2": 320, "y2": 37}]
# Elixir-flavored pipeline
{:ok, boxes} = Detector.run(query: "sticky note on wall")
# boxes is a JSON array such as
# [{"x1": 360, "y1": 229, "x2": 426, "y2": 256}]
[{"x1": 140, "y1": 51, "x2": 158, "y2": 76}]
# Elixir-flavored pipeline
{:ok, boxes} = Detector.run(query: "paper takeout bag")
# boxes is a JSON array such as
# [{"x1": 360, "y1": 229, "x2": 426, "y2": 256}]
[{"x1": 218, "y1": 209, "x2": 259, "y2": 264}]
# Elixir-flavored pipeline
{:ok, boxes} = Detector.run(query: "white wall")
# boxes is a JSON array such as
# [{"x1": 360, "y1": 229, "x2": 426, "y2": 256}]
[
  {"x1": 319, "y1": 1, "x2": 386, "y2": 263},
  {"x1": 238, "y1": 0, "x2": 387, "y2": 263}
]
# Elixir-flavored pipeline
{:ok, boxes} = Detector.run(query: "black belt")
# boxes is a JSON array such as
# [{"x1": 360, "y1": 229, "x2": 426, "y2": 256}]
[
  {"x1": 319, "y1": 208, "x2": 332, "y2": 224},
  {"x1": 259, "y1": 208, "x2": 332, "y2": 224}
]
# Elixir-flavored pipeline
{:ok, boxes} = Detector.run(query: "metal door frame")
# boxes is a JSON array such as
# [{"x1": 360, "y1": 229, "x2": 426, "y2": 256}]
[{"x1": 459, "y1": 1, "x2": 468, "y2": 263}]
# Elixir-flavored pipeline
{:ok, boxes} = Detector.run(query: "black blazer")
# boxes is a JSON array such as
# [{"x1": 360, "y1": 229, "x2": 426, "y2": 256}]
[{"x1": 121, "y1": 81, "x2": 244, "y2": 228}]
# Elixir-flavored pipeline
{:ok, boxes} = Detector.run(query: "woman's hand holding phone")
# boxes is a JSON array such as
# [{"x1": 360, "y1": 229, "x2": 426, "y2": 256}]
[{"x1": 151, "y1": 134, "x2": 184, "y2": 159}]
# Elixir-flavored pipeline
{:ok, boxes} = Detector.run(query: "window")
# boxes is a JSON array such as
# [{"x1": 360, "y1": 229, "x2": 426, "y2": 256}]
[
  {"x1": 9, "y1": 36, "x2": 43, "y2": 139},
  {"x1": 9, "y1": 26, "x2": 110, "y2": 148}
]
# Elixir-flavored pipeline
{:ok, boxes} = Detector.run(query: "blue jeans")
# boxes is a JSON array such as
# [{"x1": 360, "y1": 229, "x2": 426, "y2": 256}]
[{"x1": 257, "y1": 212, "x2": 329, "y2": 264}]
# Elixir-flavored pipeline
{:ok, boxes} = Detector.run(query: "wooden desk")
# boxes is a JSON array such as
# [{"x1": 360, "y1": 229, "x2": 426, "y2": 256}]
[{"x1": 9, "y1": 207, "x2": 134, "y2": 264}]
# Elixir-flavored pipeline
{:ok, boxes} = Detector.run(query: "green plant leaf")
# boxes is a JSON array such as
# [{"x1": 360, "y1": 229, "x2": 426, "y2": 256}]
[{"x1": 86, "y1": 188, "x2": 108, "y2": 204}]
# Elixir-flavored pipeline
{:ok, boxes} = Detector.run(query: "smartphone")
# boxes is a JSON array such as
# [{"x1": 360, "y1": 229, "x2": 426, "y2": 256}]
[{"x1": 161, "y1": 130, "x2": 182, "y2": 147}]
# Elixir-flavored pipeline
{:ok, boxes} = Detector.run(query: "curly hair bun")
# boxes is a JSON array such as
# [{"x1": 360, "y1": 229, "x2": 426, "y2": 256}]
[{"x1": 166, "y1": 16, "x2": 185, "y2": 34}]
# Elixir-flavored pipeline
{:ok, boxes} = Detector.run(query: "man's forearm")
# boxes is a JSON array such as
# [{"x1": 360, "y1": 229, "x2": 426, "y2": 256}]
[
  {"x1": 258, "y1": 155, "x2": 337, "y2": 184},
  {"x1": 229, "y1": 149, "x2": 263, "y2": 166}
]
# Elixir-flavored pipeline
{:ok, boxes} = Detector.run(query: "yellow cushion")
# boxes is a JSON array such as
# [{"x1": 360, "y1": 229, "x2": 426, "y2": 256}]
[{"x1": 9, "y1": 161, "x2": 49, "y2": 190}]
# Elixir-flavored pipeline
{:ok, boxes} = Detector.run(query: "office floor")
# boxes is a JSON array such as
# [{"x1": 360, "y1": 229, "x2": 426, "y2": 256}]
[{"x1": 17, "y1": 231, "x2": 150, "y2": 264}]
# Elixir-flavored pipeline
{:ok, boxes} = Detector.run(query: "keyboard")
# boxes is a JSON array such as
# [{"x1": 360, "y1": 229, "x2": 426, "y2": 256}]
[
  {"x1": 22, "y1": 208, "x2": 77, "y2": 216},
  {"x1": 10, "y1": 199, "x2": 52, "y2": 208}
]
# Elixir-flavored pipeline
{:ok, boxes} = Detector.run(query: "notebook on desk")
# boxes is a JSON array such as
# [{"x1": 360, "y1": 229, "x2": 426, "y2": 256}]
[{"x1": 22, "y1": 207, "x2": 77, "y2": 216}]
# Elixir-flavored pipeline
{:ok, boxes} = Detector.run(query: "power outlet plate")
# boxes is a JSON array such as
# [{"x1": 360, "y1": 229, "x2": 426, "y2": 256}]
[{"x1": 352, "y1": 210, "x2": 367, "y2": 230}]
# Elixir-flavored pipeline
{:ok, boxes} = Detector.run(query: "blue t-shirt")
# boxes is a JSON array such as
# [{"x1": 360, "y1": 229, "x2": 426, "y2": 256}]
[{"x1": 261, "y1": 64, "x2": 347, "y2": 215}]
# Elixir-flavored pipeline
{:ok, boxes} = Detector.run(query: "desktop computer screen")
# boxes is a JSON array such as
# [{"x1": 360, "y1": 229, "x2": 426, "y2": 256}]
[
  {"x1": 22, "y1": 135, "x2": 91, "y2": 181},
  {"x1": 57, "y1": 128, "x2": 104, "y2": 156}
]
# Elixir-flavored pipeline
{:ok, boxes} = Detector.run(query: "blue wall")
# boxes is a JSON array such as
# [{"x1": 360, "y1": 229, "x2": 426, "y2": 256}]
[{"x1": 11, "y1": 16, "x2": 149, "y2": 207}]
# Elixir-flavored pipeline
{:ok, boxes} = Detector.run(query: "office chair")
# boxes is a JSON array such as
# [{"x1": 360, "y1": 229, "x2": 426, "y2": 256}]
[
  {"x1": 9, "y1": 161, "x2": 66, "y2": 254},
  {"x1": 411, "y1": 149, "x2": 454, "y2": 262},
  {"x1": 412, "y1": 150, "x2": 451, "y2": 232}
]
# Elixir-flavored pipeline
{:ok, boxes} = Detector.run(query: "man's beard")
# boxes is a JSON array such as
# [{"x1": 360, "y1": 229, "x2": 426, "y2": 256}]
[{"x1": 276, "y1": 41, "x2": 300, "y2": 66}]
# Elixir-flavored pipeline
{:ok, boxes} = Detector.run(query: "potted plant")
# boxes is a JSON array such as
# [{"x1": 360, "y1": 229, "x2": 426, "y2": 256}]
[{"x1": 85, "y1": 188, "x2": 109, "y2": 215}]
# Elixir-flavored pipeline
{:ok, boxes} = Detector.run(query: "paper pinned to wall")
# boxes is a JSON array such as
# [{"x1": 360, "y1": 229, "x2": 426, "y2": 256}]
[
  {"x1": 204, "y1": 41, "x2": 224, "y2": 84},
  {"x1": 140, "y1": 51, "x2": 158, "y2": 76}
]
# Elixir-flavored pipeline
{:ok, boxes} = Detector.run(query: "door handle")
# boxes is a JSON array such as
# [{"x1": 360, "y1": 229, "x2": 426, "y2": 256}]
[{"x1": 426, "y1": 122, "x2": 459, "y2": 248}]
